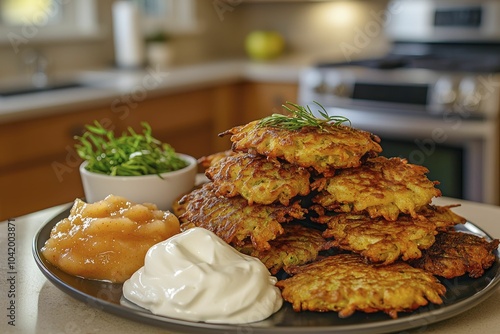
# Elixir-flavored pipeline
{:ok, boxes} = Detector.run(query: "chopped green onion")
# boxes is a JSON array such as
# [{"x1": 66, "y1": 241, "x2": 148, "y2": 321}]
[{"x1": 75, "y1": 121, "x2": 187, "y2": 177}]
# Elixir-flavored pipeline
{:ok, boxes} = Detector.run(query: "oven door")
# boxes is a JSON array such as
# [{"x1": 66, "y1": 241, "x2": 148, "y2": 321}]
[{"x1": 322, "y1": 107, "x2": 499, "y2": 204}]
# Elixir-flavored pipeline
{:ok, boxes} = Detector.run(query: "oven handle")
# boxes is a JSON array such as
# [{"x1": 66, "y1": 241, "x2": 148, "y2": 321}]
[{"x1": 326, "y1": 107, "x2": 497, "y2": 142}]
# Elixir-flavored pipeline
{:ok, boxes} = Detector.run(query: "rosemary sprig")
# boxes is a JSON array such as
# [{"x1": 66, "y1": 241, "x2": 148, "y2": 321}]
[
  {"x1": 75, "y1": 121, "x2": 187, "y2": 177},
  {"x1": 258, "y1": 101, "x2": 350, "y2": 131}
]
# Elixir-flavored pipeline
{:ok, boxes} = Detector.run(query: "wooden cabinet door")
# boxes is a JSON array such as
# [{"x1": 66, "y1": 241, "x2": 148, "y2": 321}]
[
  {"x1": 0, "y1": 106, "x2": 119, "y2": 220},
  {"x1": 117, "y1": 85, "x2": 239, "y2": 159},
  {"x1": 0, "y1": 81, "x2": 297, "y2": 220},
  {"x1": 239, "y1": 82, "x2": 298, "y2": 124}
]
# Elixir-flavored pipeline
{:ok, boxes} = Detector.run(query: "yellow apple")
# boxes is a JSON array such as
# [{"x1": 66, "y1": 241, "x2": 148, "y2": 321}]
[{"x1": 245, "y1": 30, "x2": 285, "y2": 60}]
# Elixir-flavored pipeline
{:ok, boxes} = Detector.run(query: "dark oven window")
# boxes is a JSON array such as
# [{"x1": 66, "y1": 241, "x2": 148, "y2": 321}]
[
  {"x1": 352, "y1": 83, "x2": 429, "y2": 105},
  {"x1": 380, "y1": 138, "x2": 464, "y2": 199}
]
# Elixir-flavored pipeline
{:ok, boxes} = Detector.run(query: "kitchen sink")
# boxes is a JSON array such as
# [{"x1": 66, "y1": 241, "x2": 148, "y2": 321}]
[{"x1": 0, "y1": 81, "x2": 86, "y2": 97}]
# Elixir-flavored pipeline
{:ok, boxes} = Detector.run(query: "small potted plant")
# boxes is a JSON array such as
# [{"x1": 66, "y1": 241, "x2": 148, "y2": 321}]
[
  {"x1": 145, "y1": 30, "x2": 173, "y2": 68},
  {"x1": 75, "y1": 121, "x2": 197, "y2": 210}
]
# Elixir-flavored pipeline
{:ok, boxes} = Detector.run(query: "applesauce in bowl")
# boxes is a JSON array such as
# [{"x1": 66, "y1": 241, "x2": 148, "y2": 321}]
[{"x1": 41, "y1": 195, "x2": 180, "y2": 283}]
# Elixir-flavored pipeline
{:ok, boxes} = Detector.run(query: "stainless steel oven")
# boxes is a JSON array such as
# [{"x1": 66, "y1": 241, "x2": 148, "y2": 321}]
[{"x1": 299, "y1": 0, "x2": 500, "y2": 204}]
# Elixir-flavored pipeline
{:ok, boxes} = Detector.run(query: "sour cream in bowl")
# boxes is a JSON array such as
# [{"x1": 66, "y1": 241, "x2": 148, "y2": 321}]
[{"x1": 122, "y1": 227, "x2": 283, "y2": 324}]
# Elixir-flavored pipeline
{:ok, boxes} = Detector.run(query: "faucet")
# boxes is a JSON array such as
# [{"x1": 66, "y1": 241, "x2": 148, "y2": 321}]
[{"x1": 22, "y1": 49, "x2": 49, "y2": 88}]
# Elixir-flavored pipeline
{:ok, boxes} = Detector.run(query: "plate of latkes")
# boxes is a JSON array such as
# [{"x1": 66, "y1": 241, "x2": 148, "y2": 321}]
[
  {"x1": 33, "y1": 104, "x2": 500, "y2": 333},
  {"x1": 32, "y1": 206, "x2": 500, "y2": 334}
]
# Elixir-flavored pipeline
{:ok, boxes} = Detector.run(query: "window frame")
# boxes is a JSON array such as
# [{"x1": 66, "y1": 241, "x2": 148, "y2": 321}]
[
  {"x1": 0, "y1": 0, "x2": 198, "y2": 48},
  {"x1": 0, "y1": 0, "x2": 101, "y2": 47},
  {"x1": 139, "y1": 0, "x2": 198, "y2": 36}
]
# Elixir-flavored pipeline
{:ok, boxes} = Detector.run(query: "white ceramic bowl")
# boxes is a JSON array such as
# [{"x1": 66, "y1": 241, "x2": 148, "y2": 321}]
[{"x1": 79, "y1": 153, "x2": 197, "y2": 211}]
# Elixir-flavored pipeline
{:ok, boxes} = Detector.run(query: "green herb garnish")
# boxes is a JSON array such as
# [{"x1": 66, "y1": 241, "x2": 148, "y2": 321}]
[
  {"x1": 75, "y1": 121, "x2": 188, "y2": 177},
  {"x1": 258, "y1": 101, "x2": 350, "y2": 131}
]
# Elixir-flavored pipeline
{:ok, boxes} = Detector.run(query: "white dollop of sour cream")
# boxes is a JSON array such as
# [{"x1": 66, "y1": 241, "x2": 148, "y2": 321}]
[{"x1": 122, "y1": 227, "x2": 283, "y2": 324}]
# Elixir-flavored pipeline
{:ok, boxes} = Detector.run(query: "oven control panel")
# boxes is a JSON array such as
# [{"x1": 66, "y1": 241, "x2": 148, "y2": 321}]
[{"x1": 385, "y1": 0, "x2": 500, "y2": 43}]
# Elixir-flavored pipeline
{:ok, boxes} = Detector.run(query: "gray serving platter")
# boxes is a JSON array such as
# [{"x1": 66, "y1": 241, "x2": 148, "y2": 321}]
[{"x1": 33, "y1": 205, "x2": 500, "y2": 334}]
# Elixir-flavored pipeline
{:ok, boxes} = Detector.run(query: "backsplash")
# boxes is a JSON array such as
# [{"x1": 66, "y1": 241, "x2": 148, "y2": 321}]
[{"x1": 0, "y1": 0, "x2": 390, "y2": 79}]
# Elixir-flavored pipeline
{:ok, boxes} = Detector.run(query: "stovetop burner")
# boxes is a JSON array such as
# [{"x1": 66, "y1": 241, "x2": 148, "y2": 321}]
[{"x1": 318, "y1": 55, "x2": 500, "y2": 73}]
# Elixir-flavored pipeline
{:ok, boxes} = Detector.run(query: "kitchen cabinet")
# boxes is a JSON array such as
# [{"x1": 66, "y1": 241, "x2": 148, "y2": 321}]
[
  {"x1": 0, "y1": 106, "x2": 116, "y2": 221},
  {"x1": 0, "y1": 86, "x2": 234, "y2": 220},
  {"x1": 0, "y1": 80, "x2": 297, "y2": 220},
  {"x1": 116, "y1": 85, "x2": 237, "y2": 158}
]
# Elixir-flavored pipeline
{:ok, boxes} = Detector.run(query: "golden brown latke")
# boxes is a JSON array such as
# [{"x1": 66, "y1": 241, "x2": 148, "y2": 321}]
[
  {"x1": 418, "y1": 204, "x2": 467, "y2": 230},
  {"x1": 171, "y1": 181, "x2": 208, "y2": 218},
  {"x1": 177, "y1": 183, "x2": 307, "y2": 251},
  {"x1": 205, "y1": 152, "x2": 311, "y2": 206},
  {"x1": 219, "y1": 120, "x2": 382, "y2": 177},
  {"x1": 276, "y1": 253, "x2": 446, "y2": 319},
  {"x1": 236, "y1": 224, "x2": 329, "y2": 274},
  {"x1": 197, "y1": 150, "x2": 236, "y2": 170},
  {"x1": 411, "y1": 230, "x2": 499, "y2": 279},
  {"x1": 312, "y1": 156, "x2": 441, "y2": 221},
  {"x1": 316, "y1": 213, "x2": 437, "y2": 264},
  {"x1": 171, "y1": 195, "x2": 187, "y2": 218}
]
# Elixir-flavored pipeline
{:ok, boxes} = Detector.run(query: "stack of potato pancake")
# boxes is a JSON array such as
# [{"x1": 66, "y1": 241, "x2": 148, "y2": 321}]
[{"x1": 173, "y1": 103, "x2": 499, "y2": 319}]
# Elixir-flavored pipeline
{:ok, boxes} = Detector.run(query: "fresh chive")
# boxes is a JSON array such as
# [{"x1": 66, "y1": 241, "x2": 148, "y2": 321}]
[{"x1": 75, "y1": 121, "x2": 188, "y2": 177}]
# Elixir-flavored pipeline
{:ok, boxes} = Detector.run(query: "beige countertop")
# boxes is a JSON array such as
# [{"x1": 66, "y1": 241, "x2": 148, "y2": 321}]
[
  {"x1": 0, "y1": 58, "x2": 309, "y2": 124},
  {"x1": 0, "y1": 196, "x2": 499, "y2": 334}
]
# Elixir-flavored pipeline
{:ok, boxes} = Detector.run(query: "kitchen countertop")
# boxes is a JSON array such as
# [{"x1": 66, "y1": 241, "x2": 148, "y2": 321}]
[
  {"x1": 0, "y1": 196, "x2": 499, "y2": 334},
  {"x1": 0, "y1": 58, "x2": 309, "y2": 124}
]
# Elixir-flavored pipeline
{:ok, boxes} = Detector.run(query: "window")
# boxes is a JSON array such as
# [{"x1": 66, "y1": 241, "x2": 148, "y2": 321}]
[
  {"x1": 1, "y1": 0, "x2": 62, "y2": 26},
  {"x1": 139, "y1": 0, "x2": 170, "y2": 17},
  {"x1": 0, "y1": 0, "x2": 100, "y2": 46},
  {"x1": 135, "y1": 0, "x2": 198, "y2": 35},
  {"x1": 0, "y1": 0, "x2": 197, "y2": 48}
]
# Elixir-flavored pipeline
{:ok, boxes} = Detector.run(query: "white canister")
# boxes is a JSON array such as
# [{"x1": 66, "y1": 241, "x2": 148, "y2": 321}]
[{"x1": 112, "y1": 1, "x2": 145, "y2": 68}]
